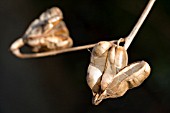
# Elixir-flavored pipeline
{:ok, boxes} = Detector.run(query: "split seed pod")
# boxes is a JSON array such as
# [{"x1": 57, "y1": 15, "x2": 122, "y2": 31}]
[
  {"x1": 86, "y1": 39, "x2": 151, "y2": 105},
  {"x1": 87, "y1": 41, "x2": 112, "y2": 94},
  {"x1": 10, "y1": 7, "x2": 73, "y2": 58}
]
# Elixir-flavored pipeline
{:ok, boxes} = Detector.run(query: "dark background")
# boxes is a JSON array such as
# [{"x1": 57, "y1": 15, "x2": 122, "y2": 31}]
[{"x1": 0, "y1": 0, "x2": 170, "y2": 113}]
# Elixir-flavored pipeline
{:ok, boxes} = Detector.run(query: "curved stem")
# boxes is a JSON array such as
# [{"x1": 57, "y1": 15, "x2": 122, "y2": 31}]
[
  {"x1": 124, "y1": 0, "x2": 156, "y2": 50},
  {"x1": 11, "y1": 40, "x2": 117, "y2": 58}
]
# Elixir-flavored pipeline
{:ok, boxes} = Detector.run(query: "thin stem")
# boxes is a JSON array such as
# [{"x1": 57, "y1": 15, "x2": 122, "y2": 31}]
[
  {"x1": 11, "y1": 40, "x2": 116, "y2": 58},
  {"x1": 124, "y1": 0, "x2": 156, "y2": 50},
  {"x1": 22, "y1": 43, "x2": 96, "y2": 58},
  {"x1": 11, "y1": 40, "x2": 117, "y2": 58}
]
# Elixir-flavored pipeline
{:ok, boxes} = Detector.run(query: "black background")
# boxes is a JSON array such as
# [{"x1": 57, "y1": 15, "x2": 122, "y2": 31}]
[{"x1": 0, "y1": 0, "x2": 170, "y2": 113}]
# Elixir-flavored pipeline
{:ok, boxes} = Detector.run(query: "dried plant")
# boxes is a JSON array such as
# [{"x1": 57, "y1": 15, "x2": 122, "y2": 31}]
[
  {"x1": 86, "y1": 0, "x2": 155, "y2": 105},
  {"x1": 87, "y1": 38, "x2": 151, "y2": 105},
  {"x1": 10, "y1": 0, "x2": 156, "y2": 105}
]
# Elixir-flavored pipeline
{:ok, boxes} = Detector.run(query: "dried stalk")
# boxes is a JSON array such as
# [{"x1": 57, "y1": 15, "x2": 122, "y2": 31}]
[
  {"x1": 124, "y1": 0, "x2": 156, "y2": 50},
  {"x1": 11, "y1": 0, "x2": 155, "y2": 58},
  {"x1": 12, "y1": 43, "x2": 96, "y2": 58},
  {"x1": 11, "y1": 40, "x2": 117, "y2": 58}
]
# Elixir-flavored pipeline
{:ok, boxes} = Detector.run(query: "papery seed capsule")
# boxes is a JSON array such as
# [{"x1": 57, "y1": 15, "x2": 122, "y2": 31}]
[
  {"x1": 10, "y1": 7, "x2": 73, "y2": 58},
  {"x1": 104, "y1": 61, "x2": 151, "y2": 99},
  {"x1": 100, "y1": 41, "x2": 128, "y2": 91},
  {"x1": 114, "y1": 46, "x2": 128, "y2": 72},
  {"x1": 124, "y1": 61, "x2": 151, "y2": 88},
  {"x1": 86, "y1": 39, "x2": 151, "y2": 106},
  {"x1": 109, "y1": 44, "x2": 116, "y2": 64},
  {"x1": 92, "y1": 41, "x2": 112, "y2": 56},
  {"x1": 87, "y1": 41, "x2": 112, "y2": 93},
  {"x1": 100, "y1": 58, "x2": 114, "y2": 91},
  {"x1": 90, "y1": 41, "x2": 112, "y2": 72},
  {"x1": 86, "y1": 65, "x2": 102, "y2": 93},
  {"x1": 100, "y1": 45, "x2": 116, "y2": 91}
]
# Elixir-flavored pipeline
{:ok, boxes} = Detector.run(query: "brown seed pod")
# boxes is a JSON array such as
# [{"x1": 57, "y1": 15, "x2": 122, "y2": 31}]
[
  {"x1": 86, "y1": 39, "x2": 151, "y2": 105},
  {"x1": 10, "y1": 7, "x2": 73, "y2": 58}
]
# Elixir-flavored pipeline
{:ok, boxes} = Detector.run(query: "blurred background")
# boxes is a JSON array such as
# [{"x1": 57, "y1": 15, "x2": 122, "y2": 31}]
[{"x1": 0, "y1": 0, "x2": 170, "y2": 113}]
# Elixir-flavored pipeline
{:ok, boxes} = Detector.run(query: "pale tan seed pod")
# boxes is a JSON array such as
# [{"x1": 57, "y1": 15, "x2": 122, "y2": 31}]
[
  {"x1": 86, "y1": 39, "x2": 151, "y2": 106},
  {"x1": 100, "y1": 58, "x2": 114, "y2": 91},
  {"x1": 92, "y1": 61, "x2": 151, "y2": 105},
  {"x1": 100, "y1": 40, "x2": 128, "y2": 91},
  {"x1": 100, "y1": 45, "x2": 116, "y2": 91},
  {"x1": 114, "y1": 45, "x2": 128, "y2": 72},
  {"x1": 109, "y1": 44, "x2": 116, "y2": 64},
  {"x1": 105, "y1": 61, "x2": 151, "y2": 98},
  {"x1": 87, "y1": 65, "x2": 102, "y2": 93},
  {"x1": 87, "y1": 41, "x2": 112, "y2": 94},
  {"x1": 87, "y1": 40, "x2": 129, "y2": 98},
  {"x1": 124, "y1": 61, "x2": 151, "y2": 88},
  {"x1": 10, "y1": 7, "x2": 73, "y2": 58},
  {"x1": 92, "y1": 41, "x2": 112, "y2": 57}
]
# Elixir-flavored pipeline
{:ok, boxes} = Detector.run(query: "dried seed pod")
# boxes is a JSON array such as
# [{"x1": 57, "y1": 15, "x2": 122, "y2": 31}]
[
  {"x1": 87, "y1": 65, "x2": 102, "y2": 93},
  {"x1": 87, "y1": 41, "x2": 112, "y2": 94},
  {"x1": 87, "y1": 38, "x2": 129, "y2": 102},
  {"x1": 123, "y1": 61, "x2": 151, "y2": 88},
  {"x1": 113, "y1": 38, "x2": 128, "y2": 72},
  {"x1": 101, "y1": 38, "x2": 128, "y2": 91},
  {"x1": 114, "y1": 46, "x2": 128, "y2": 71},
  {"x1": 10, "y1": 7, "x2": 73, "y2": 58},
  {"x1": 87, "y1": 39, "x2": 151, "y2": 105},
  {"x1": 93, "y1": 61, "x2": 151, "y2": 105},
  {"x1": 92, "y1": 41, "x2": 112, "y2": 57},
  {"x1": 24, "y1": 7, "x2": 63, "y2": 38},
  {"x1": 100, "y1": 44, "x2": 116, "y2": 91},
  {"x1": 106, "y1": 61, "x2": 151, "y2": 97}
]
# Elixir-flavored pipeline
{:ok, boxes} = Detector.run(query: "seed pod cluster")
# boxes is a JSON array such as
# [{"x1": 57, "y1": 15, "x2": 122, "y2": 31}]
[
  {"x1": 86, "y1": 38, "x2": 151, "y2": 105},
  {"x1": 10, "y1": 7, "x2": 73, "y2": 57}
]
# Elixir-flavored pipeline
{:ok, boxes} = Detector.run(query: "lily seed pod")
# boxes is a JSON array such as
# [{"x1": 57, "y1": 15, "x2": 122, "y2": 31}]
[
  {"x1": 86, "y1": 38, "x2": 151, "y2": 105},
  {"x1": 87, "y1": 41, "x2": 112, "y2": 94},
  {"x1": 92, "y1": 41, "x2": 112, "y2": 57},
  {"x1": 105, "y1": 61, "x2": 151, "y2": 98},
  {"x1": 10, "y1": 7, "x2": 73, "y2": 58},
  {"x1": 92, "y1": 61, "x2": 151, "y2": 105},
  {"x1": 114, "y1": 46, "x2": 128, "y2": 71},
  {"x1": 100, "y1": 44, "x2": 116, "y2": 91}
]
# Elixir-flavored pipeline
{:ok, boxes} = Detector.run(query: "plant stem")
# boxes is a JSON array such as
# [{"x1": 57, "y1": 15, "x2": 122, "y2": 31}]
[
  {"x1": 124, "y1": 0, "x2": 156, "y2": 50},
  {"x1": 11, "y1": 40, "x2": 117, "y2": 58}
]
